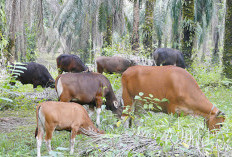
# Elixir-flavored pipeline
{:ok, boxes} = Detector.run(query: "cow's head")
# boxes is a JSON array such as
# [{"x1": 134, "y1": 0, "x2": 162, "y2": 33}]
[
  {"x1": 206, "y1": 110, "x2": 225, "y2": 132},
  {"x1": 129, "y1": 59, "x2": 137, "y2": 66},
  {"x1": 46, "y1": 78, "x2": 55, "y2": 88},
  {"x1": 108, "y1": 100, "x2": 123, "y2": 119}
]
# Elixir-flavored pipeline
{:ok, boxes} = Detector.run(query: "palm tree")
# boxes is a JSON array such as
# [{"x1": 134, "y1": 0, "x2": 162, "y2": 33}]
[
  {"x1": 170, "y1": 0, "x2": 182, "y2": 49},
  {"x1": 153, "y1": 0, "x2": 169, "y2": 48},
  {"x1": 131, "y1": 0, "x2": 140, "y2": 52},
  {"x1": 181, "y1": 0, "x2": 195, "y2": 68},
  {"x1": 223, "y1": 0, "x2": 232, "y2": 78},
  {"x1": 143, "y1": 0, "x2": 154, "y2": 56}
]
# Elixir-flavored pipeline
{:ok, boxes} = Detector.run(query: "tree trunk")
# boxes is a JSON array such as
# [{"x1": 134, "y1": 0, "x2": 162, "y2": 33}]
[
  {"x1": 143, "y1": 0, "x2": 154, "y2": 56},
  {"x1": 131, "y1": 0, "x2": 140, "y2": 52},
  {"x1": 212, "y1": 28, "x2": 219, "y2": 64},
  {"x1": 181, "y1": 0, "x2": 195, "y2": 68},
  {"x1": 37, "y1": 0, "x2": 45, "y2": 48},
  {"x1": 104, "y1": 15, "x2": 113, "y2": 47},
  {"x1": 7, "y1": 0, "x2": 17, "y2": 63},
  {"x1": 223, "y1": 0, "x2": 232, "y2": 78}
]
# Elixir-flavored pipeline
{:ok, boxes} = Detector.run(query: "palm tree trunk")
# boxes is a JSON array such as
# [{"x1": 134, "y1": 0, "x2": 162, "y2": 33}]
[
  {"x1": 7, "y1": 0, "x2": 17, "y2": 62},
  {"x1": 143, "y1": 0, "x2": 154, "y2": 56},
  {"x1": 223, "y1": 0, "x2": 232, "y2": 78},
  {"x1": 131, "y1": 0, "x2": 140, "y2": 52},
  {"x1": 181, "y1": 0, "x2": 195, "y2": 68},
  {"x1": 212, "y1": 27, "x2": 219, "y2": 64},
  {"x1": 105, "y1": 15, "x2": 113, "y2": 47},
  {"x1": 37, "y1": 0, "x2": 45, "y2": 48}
]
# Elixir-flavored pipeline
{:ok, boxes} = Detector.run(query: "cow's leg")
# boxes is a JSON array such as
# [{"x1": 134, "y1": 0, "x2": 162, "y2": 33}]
[
  {"x1": 121, "y1": 85, "x2": 133, "y2": 128},
  {"x1": 70, "y1": 127, "x2": 78, "y2": 155},
  {"x1": 97, "y1": 65, "x2": 103, "y2": 74},
  {"x1": 36, "y1": 127, "x2": 44, "y2": 157},
  {"x1": 95, "y1": 96, "x2": 102, "y2": 127},
  {"x1": 44, "y1": 125, "x2": 55, "y2": 154}
]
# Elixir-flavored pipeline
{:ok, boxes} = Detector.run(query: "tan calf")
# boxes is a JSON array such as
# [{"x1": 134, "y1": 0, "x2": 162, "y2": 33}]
[
  {"x1": 121, "y1": 65, "x2": 225, "y2": 131},
  {"x1": 35, "y1": 101, "x2": 104, "y2": 157}
]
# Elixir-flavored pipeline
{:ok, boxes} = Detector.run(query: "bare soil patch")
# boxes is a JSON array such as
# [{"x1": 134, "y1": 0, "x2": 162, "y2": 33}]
[{"x1": 0, "y1": 116, "x2": 35, "y2": 133}]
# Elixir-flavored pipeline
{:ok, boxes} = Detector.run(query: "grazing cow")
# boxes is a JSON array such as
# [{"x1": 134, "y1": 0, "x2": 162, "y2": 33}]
[
  {"x1": 121, "y1": 65, "x2": 225, "y2": 131},
  {"x1": 35, "y1": 101, "x2": 104, "y2": 157},
  {"x1": 9, "y1": 62, "x2": 54, "y2": 88},
  {"x1": 96, "y1": 56, "x2": 136, "y2": 74},
  {"x1": 55, "y1": 72, "x2": 123, "y2": 126},
  {"x1": 56, "y1": 54, "x2": 88, "y2": 74},
  {"x1": 153, "y1": 48, "x2": 186, "y2": 68}
]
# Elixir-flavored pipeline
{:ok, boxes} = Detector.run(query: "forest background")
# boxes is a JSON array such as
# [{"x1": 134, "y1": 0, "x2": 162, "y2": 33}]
[{"x1": 0, "y1": 0, "x2": 232, "y2": 156}]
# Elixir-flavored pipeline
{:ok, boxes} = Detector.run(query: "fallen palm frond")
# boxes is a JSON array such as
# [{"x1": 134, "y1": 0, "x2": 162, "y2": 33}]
[{"x1": 77, "y1": 132, "x2": 215, "y2": 156}]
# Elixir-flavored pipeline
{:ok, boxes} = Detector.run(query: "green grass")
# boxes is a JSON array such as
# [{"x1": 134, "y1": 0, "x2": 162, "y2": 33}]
[{"x1": 0, "y1": 64, "x2": 232, "y2": 156}]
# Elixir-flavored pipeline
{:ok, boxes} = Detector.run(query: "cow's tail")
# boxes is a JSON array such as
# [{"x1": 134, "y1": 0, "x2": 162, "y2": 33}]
[{"x1": 35, "y1": 105, "x2": 41, "y2": 138}]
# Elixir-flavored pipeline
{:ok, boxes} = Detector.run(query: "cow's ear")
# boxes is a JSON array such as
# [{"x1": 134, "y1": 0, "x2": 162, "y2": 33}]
[
  {"x1": 113, "y1": 101, "x2": 119, "y2": 108},
  {"x1": 216, "y1": 111, "x2": 225, "y2": 118}
]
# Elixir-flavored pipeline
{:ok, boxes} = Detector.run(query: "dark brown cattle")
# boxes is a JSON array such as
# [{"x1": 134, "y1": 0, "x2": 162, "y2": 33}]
[
  {"x1": 35, "y1": 101, "x2": 104, "y2": 157},
  {"x1": 56, "y1": 54, "x2": 88, "y2": 74},
  {"x1": 9, "y1": 62, "x2": 54, "y2": 88},
  {"x1": 96, "y1": 56, "x2": 136, "y2": 74},
  {"x1": 153, "y1": 48, "x2": 186, "y2": 68},
  {"x1": 121, "y1": 65, "x2": 225, "y2": 131},
  {"x1": 55, "y1": 72, "x2": 123, "y2": 126}
]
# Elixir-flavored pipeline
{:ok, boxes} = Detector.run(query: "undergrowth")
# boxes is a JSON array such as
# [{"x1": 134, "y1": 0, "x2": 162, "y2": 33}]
[{"x1": 0, "y1": 61, "x2": 232, "y2": 156}]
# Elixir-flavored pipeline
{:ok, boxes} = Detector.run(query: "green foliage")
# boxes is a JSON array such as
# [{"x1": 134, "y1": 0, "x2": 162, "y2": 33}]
[
  {"x1": 1, "y1": 58, "x2": 232, "y2": 156},
  {"x1": 190, "y1": 60, "x2": 224, "y2": 87},
  {"x1": 103, "y1": 73, "x2": 121, "y2": 92},
  {"x1": 24, "y1": 24, "x2": 37, "y2": 62},
  {"x1": 98, "y1": 2, "x2": 108, "y2": 33},
  {"x1": 134, "y1": 92, "x2": 167, "y2": 111},
  {"x1": 0, "y1": 1, "x2": 8, "y2": 61}
]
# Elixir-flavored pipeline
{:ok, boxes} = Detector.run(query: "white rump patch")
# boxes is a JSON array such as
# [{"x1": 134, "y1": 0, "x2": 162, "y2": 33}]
[
  {"x1": 38, "y1": 108, "x2": 45, "y2": 131},
  {"x1": 57, "y1": 77, "x2": 63, "y2": 97}
]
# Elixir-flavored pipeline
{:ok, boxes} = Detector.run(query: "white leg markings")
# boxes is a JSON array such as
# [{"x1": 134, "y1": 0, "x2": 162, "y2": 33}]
[
  {"x1": 46, "y1": 140, "x2": 52, "y2": 153},
  {"x1": 57, "y1": 77, "x2": 63, "y2": 97},
  {"x1": 36, "y1": 137, "x2": 42, "y2": 157},
  {"x1": 70, "y1": 137, "x2": 75, "y2": 155},
  {"x1": 96, "y1": 108, "x2": 101, "y2": 126}
]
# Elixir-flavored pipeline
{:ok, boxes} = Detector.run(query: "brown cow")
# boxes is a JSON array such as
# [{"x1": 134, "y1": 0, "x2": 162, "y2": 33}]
[
  {"x1": 56, "y1": 54, "x2": 88, "y2": 74},
  {"x1": 55, "y1": 72, "x2": 123, "y2": 126},
  {"x1": 121, "y1": 65, "x2": 225, "y2": 131},
  {"x1": 35, "y1": 101, "x2": 104, "y2": 157},
  {"x1": 96, "y1": 56, "x2": 136, "y2": 74}
]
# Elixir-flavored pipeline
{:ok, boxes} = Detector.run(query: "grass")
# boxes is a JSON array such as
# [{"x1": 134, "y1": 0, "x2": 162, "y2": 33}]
[{"x1": 0, "y1": 63, "x2": 232, "y2": 156}]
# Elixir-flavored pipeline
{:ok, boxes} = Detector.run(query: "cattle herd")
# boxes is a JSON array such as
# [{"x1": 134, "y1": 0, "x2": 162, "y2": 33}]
[{"x1": 8, "y1": 48, "x2": 225, "y2": 156}]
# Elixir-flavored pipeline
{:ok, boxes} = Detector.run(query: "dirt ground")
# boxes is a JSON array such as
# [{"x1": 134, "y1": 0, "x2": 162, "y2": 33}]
[{"x1": 0, "y1": 116, "x2": 35, "y2": 133}]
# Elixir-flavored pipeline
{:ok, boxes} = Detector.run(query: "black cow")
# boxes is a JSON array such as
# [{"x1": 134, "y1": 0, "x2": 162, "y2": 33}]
[
  {"x1": 55, "y1": 72, "x2": 123, "y2": 126},
  {"x1": 152, "y1": 48, "x2": 186, "y2": 68},
  {"x1": 9, "y1": 62, "x2": 54, "y2": 88},
  {"x1": 96, "y1": 56, "x2": 137, "y2": 74},
  {"x1": 56, "y1": 54, "x2": 88, "y2": 74}
]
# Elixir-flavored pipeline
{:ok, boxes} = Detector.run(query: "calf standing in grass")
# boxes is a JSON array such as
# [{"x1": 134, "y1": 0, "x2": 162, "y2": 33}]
[{"x1": 35, "y1": 101, "x2": 104, "y2": 157}]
